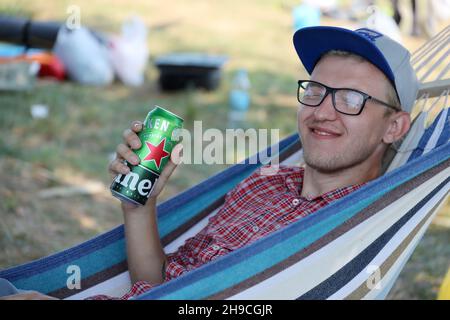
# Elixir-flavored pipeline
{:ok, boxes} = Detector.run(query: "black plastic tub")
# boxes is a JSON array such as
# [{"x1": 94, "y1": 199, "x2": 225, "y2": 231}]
[{"x1": 154, "y1": 53, "x2": 227, "y2": 91}]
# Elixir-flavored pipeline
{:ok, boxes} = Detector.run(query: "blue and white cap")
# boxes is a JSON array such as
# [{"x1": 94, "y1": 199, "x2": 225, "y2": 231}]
[{"x1": 293, "y1": 26, "x2": 419, "y2": 113}]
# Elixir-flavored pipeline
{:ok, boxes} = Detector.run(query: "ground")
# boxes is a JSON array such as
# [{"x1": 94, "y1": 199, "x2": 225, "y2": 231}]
[{"x1": 0, "y1": 0, "x2": 448, "y2": 299}]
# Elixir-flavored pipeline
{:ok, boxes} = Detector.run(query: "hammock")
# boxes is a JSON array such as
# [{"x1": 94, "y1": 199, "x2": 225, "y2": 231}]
[{"x1": 1, "y1": 26, "x2": 449, "y2": 300}]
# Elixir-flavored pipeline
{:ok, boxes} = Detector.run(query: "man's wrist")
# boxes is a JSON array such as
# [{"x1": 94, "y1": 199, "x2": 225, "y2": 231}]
[{"x1": 122, "y1": 197, "x2": 157, "y2": 216}]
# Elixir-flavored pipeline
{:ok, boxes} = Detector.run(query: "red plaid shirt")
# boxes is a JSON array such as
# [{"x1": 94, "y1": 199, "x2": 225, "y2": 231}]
[{"x1": 88, "y1": 165, "x2": 361, "y2": 300}]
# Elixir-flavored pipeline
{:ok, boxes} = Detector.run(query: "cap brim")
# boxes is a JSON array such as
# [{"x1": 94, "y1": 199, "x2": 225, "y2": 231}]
[{"x1": 293, "y1": 26, "x2": 395, "y2": 84}]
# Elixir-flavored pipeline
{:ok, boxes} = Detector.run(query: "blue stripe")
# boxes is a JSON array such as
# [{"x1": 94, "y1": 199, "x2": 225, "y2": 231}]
[
  {"x1": 9, "y1": 239, "x2": 126, "y2": 294},
  {"x1": 0, "y1": 225, "x2": 124, "y2": 281},
  {"x1": 408, "y1": 108, "x2": 448, "y2": 161},
  {"x1": 435, "y1": 109, "x2": 450, "y2": 146}
]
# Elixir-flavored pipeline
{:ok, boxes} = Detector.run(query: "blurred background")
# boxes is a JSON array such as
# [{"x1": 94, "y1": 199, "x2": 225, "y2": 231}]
[{"x1": 0, "y1": 0, "x2": 448, "y2": 299}]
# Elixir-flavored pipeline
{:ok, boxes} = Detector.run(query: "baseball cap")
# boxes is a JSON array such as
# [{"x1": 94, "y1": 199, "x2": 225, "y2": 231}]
[{"x1": 293, "y1": 26, "x2": 419, "y2": 113}]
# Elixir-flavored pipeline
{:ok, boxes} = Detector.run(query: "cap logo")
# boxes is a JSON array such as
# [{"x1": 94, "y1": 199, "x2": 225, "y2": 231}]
[{"x1": 355, "y1": 28, "x2": 383, "y2": 42}]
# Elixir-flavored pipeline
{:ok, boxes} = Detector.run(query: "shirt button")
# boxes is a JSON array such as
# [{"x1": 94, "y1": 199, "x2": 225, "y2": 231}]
[
  {"x1": 252, "y1": 226, "x2": 259, "y2": 232},
  {"x1": 189, "y1": 258, "x2": 195, "y2": 264},
  {"x1": 212, "y1": 245, "x2": 220, "y2": 251},
  {"x1": 292, "y1": 198, "x2": 300, "y2": 206}
]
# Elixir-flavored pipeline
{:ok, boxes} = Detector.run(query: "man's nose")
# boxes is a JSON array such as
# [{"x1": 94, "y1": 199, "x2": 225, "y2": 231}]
[{"x1": 313, "y1": 93, "x2": 338, "y2": 121}]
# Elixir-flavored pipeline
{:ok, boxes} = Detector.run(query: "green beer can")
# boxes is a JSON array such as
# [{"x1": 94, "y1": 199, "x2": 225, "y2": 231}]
[{"x1": 110, "y1": 106, "x2": 183, "y2": 205}]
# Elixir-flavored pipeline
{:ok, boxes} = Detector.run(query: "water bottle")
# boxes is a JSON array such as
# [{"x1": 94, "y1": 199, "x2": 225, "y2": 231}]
[{"x1": 228, "y1": 69, "x2": 250, "y2": 128}]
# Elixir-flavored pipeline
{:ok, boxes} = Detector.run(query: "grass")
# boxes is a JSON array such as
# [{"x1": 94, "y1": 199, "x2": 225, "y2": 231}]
[{"x1": 0, "y1": 0, "x2": 448, "y2": 299}]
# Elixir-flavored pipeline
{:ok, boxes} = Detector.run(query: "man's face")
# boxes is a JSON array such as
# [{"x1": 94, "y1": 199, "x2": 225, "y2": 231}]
[{"x1": 297, "y1": 54, "x2": 392, "y2": 173}]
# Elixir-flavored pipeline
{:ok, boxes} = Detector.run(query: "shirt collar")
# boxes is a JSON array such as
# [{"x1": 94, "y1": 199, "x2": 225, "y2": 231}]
[{"x1": 285, "y1": 167, "x2": 364, "y2": 204}]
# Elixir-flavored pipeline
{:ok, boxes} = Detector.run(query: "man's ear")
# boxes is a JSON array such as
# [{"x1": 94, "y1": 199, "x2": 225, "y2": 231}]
[{"x1": 382, "y1": 111, "x2": 411, "y2": 144}]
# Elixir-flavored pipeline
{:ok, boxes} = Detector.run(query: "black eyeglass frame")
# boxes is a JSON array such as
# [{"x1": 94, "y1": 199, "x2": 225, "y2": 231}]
[{"x1": 297, "y1": 80, "x2": 400, "y2": 116}]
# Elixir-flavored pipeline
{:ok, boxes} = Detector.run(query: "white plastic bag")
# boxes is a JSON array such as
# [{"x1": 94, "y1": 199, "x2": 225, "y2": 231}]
[
  {"x1": 108, "y1": 16, "x2": 149, "y2": 87},
  {"x1": 366, "y1": 5, "x2": 403, "y2": 44},
  {"x1": 53, "y1": 26, "x2": 114, "y2": 86}
]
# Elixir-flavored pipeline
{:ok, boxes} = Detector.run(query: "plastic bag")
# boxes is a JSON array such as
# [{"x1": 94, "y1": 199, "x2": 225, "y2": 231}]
[
  {"x1": 108, "y1": 16, "x2": 149, "y2": 87},
  {"x1": 53, "y1": 26, "x2": 114, "y2": 86},
  {"x1": 366, "y1": 5, "x2": 403, "y2": 44}
]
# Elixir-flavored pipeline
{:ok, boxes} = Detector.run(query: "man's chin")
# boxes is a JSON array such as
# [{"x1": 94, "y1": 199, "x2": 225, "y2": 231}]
[
  {"x1": 304, "y1": 150, "x2": 373, "y2": 174},
  {"x1": 304, "y1": 160, "x2": 342, "y2": 173},
  {"x1": 303, "y1": 154, "x2": 350, "y2": 173}
]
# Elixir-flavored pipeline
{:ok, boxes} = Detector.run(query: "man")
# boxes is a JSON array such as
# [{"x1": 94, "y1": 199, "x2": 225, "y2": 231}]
[{"x1": 1, "y1": 26, "x2": 419, "y2": 300}]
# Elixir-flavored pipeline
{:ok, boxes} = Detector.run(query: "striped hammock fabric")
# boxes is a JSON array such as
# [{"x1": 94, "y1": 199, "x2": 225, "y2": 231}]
[{"x1": 1, "y1": 26, "x2": 449, "y2": 300}]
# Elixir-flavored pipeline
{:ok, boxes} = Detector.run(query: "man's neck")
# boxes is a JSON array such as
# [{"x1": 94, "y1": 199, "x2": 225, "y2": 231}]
[{"x1": 301, "y1": 161, "x2": 381, "y2": 198}]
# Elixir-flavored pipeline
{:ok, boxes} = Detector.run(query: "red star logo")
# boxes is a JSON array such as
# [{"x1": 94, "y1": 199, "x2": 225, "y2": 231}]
[{"x1": 143, "y1": 138, "x2": 170, "y2": 169}]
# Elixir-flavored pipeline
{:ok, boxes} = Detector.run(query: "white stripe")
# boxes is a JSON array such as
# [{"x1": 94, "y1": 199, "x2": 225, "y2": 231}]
[
  {"x1": 228, "y1": 168, "x2": 449, "y2": 299},
  {"x1": 423, "y1": 107, "x2": 449, "y2": 155},
  {"x1": 64, "y1": 271, "x2": 132, "y2": 300}
]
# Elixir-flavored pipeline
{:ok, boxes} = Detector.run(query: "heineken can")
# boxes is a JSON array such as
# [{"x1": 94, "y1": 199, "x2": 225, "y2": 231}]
[{"x1": 110, "y1": 106, "x2": 183, "y2": 206}]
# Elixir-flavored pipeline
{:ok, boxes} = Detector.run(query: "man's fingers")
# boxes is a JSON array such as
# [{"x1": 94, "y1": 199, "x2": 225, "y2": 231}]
[
  {"x1": 116, "y1": 143, "x2": 140, "y2": 165},
  {"x1": 131, "y1": 121, "x2": 143, "y2": 133},
  {"x1": 109, "y1": 158, "x2": 130, "y2": 176},
  {"x1": 123, "y1": 128, "x2": 142, "y2": 150}
]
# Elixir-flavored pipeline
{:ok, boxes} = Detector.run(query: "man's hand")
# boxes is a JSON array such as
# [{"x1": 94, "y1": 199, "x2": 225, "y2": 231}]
[
  {"x1": 0, "y1": 291, "x2": 59, "y2": 300},
  {"x1": 108, "y1": 120, "x2": 181, "y2": 284},
  {"x1": 108, "y1": 120, "x2": 182, "y2": 212}
]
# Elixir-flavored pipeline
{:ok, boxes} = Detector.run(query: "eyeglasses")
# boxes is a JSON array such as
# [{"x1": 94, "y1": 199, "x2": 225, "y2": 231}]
[{"x1": 297, "y1": 80, "x2": 400, "y2": 116}]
